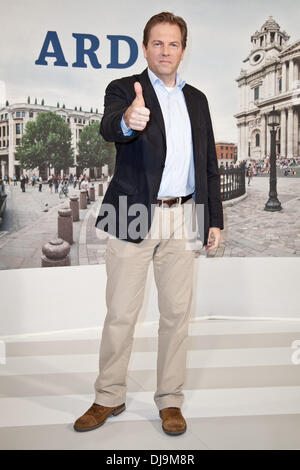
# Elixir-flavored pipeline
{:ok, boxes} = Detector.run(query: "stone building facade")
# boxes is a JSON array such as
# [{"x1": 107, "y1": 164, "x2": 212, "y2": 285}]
[
  {"x1": 235, "y1": 16, "x2": 300, "y2": 161},
  {"x1": 0, "y1": 101, "x2": 102, "y2": 179},
  {"x1": 215, "y1": 142, "x2": 237, "y2": 166}
]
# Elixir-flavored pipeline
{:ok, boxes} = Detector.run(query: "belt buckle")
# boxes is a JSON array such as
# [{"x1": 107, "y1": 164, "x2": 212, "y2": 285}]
[{"x1": 158, "y1": 197, "x2": 181, "y2": 208}]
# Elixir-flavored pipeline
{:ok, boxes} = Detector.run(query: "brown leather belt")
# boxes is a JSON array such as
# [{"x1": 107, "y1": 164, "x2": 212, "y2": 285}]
[{"x1": 156, "y1": 193, "x2": 193, "y2": 208}]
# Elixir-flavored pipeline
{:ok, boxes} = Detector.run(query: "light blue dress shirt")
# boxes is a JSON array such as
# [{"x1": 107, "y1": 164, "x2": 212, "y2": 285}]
[{"x1": 121, "y1": 67, "x2": 195, "y2": 198}]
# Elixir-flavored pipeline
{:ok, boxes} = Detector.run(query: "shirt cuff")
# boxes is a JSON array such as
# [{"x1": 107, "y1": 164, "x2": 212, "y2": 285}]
[{"x1": 120, "y1": 114, "x2": 134, "y2": 136}]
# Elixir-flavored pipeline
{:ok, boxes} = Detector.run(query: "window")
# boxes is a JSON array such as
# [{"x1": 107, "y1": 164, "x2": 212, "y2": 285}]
[
  {"x1": 221, "y1": 153, "x2": 223, "y2": 158},
  {"x1": 3, "y1": 127, "x2": 5, "y2": 137},
  {"x1": 0, "y1": 114, "x2": 3, "y2": 120},
  {"x1": 16, "y1": 138, "x2": 20, "y2": 146},
  {"x1": 0, "y1": 127, "x2": 1, "y2": 137},
  {"x1": 255, "y1": 133, "x2": 260, "y2": 147},
  {"x1": 254, "y1": 87, "x2": 259, "y2": 100},
  {"x1": 220, "y1": 146, "x2": 223, "y2": 149},
  {"x1": 74, "y1": 118, "x2": 77, "y2": 123},
  {"x1": 16, "y1": 123, "x2": 21, "y2": 134},
  {"x1": 226, "y1": 153, "x2": 228, "y2": 158},
  {"x1": 78, "y1": 118, "x2": 82, "y2": 124},
  {"x1": 5, "y1": 113, "x2": 8, "y2": 119},
  {"x1": 22, "y1": 112, "x2": 25, "y2": 117},
  {"x1": 29, "y1": 112, "x2": 34, "y2": 118},
  {"x1": 279, "y1": 78, "x2": 282, "y2": 92},
  {"x1": 16, "y1": 112, "x2": 21, "y2": 118},
  {"x1": 225, "y1": 146, "x2": 228, "y2": 150}
]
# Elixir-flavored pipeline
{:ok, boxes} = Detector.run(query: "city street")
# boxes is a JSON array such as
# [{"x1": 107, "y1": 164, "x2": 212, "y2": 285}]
[{"x1": 0, "y1": 176, "x2": 299, "y2": 270}]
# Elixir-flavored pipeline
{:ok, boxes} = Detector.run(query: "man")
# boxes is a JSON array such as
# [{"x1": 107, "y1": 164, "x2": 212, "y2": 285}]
[{"x1": 74, "y1": 11, "x2": 223, "y2": 436}]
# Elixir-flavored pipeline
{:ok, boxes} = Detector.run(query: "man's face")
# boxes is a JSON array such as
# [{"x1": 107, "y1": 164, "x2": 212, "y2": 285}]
[{"x1": 142, "y1": 22, "x2": 185, "y2": 83}]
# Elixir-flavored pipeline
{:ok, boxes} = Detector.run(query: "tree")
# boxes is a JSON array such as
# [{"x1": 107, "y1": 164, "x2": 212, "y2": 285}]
[
  {"x1": 16, "y1": 111, "x2": 74, "y2": 173},
  {"x1": 77, "y1": 121, "x2": 115, "y2": 173},
  {"x1": 101, "y1": 139, "x2": 116, "y2": 175}
]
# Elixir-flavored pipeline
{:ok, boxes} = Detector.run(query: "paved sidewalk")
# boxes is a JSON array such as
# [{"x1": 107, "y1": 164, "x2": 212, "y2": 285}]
[
  {"x1": 0, "y1": 182, "x2": 107, "y2": 270},
  {"x1": 213, "y1": 176, "x2": 300, "y2": 257}
]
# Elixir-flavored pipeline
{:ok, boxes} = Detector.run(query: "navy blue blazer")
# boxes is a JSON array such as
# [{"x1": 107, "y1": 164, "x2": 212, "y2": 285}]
[{"x1": 95, "y1": 68, "x2": 223, "y2": 245}]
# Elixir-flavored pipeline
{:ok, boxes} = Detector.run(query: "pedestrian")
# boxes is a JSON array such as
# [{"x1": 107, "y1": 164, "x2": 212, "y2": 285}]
[
  {"x1": 74, "y1": 12, "x2": 223, "y2": 436},
  {"x1": 20, "y1": 175, "x2": 26, "y2": 192},
  {"x1": 53, "y1": 175, "x2": 58, "y2": 193},
  {"x1": 48, "y1": 175, "x2": 53, "y2": 193},
  {"x1": 80, "y1": 175, "x2": 90, "y2": 204},
  {"x1": 247, "y1": 164, "x2": 252, "y2": 185},
  {"x1": 13, "y1": 175, "x2": 17, "y2": 186},
  {"x1": 38, "y1": 176, "x2": 43, "y2": 192}
]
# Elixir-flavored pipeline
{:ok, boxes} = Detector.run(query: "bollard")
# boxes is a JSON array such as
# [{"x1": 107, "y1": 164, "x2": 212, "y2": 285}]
[
  {"x1": 98, "y1": 183, "x2": 103, "y2": 196},
  {"x1": 41, "y1": 238, "x2": 70, "y2": 267},
  {"x1": 80, "y1": 189, "x2": 87, "y2": 209},
  {"x1": 70, "y1": 195, "x2": 79, "y2": 222},
  {"x1": 58, "y1": 207, "x2": 73, "y2": 245},
  {"x1": 89, "y1": 184, "x2": 95, "y2": 202}
]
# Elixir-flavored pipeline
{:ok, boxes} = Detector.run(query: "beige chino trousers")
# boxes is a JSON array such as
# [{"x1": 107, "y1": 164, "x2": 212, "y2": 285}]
[{"x1": 94, "y1": 198, "x2": 196, "y2": 411}]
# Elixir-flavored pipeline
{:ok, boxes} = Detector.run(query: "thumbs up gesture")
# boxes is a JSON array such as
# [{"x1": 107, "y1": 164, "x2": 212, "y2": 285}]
[{"x1": 124, "y1": 82, "x2": 150, "y2": 131}]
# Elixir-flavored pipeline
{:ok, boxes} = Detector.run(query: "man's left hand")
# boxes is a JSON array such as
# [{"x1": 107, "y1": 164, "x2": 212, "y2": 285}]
[{"x1": 205, "y1": 227, "x2": 221, "y2": 252}]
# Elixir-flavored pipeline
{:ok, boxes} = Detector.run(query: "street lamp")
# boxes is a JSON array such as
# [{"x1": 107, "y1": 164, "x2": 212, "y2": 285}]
[{"x1": 264, "y1": 105, "x2": 282, "y2": 211}]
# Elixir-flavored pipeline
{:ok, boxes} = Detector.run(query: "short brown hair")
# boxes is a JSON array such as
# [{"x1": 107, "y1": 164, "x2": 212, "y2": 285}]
[{"x1": 143, "y1": 12, "x2": 187, "y2": 49}]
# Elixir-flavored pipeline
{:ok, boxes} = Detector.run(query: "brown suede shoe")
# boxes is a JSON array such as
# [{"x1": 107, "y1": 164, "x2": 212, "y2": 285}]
[
  {"x1": 73, "y1": 402, "x2": 125, "y2": 432},
  {"x1": 159, "y1": 407, "x2": 187, "y2": 435}
]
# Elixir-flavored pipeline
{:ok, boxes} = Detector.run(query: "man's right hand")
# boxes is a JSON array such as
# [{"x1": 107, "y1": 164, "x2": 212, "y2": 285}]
[{"x1": 123, "y1": 82, "x2": 150, "y2": 131}]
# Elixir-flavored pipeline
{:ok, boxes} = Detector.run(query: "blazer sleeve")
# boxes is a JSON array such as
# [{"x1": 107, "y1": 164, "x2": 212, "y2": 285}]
[
  {"x1": 100, "y1": 79, "x2": 140, "y2": 144},
  {"x1": 202, "y1": 95, "x2": 224, "y2": 230}
]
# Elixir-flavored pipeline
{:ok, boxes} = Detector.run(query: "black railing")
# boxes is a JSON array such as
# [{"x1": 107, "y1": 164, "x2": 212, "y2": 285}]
[{"x1": 219, "y1": 167, "x2": 246, "y2": 201}]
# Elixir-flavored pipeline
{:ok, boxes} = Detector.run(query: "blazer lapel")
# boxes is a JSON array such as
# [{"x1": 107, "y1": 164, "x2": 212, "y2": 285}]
[
  {"x1": 182, "y1": 84, "x2": 205, "y2": 168},
  {"x1": 138, "y1": 68, "x2": 166, "y2": 146}
]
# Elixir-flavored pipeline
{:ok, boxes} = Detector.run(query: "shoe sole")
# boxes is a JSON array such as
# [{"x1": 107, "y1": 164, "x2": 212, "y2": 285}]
[
  {"x1": 162, "y1": 425, "x2": 187, "y2": 436},
  {"x1": 73, "y1": 403, "x2": 126, "y2": 432}
]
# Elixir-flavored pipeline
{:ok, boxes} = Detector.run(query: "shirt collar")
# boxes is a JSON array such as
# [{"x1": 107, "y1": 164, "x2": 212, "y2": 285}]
[{"x1": 147, "y1": 67, "x2": 185, "y2": 90}]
